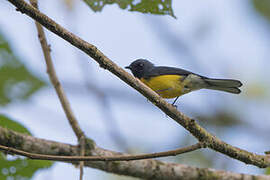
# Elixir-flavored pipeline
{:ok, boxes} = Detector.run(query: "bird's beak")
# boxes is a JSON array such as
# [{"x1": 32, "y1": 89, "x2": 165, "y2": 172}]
[{"x1": 125, "y1": 66, "x2": 131, "y2": 69}]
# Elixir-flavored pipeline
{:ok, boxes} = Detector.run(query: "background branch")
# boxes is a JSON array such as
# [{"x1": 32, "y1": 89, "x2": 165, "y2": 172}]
[
  {"x1": 7, "y1": 0, "x2": 270, "y2": 168},
  {"x1": 80, "y1": 63, "x2": 130, "y2": 152},
  {"x1": 1, "y1": 127, "x2": 269, "y2": 180}
]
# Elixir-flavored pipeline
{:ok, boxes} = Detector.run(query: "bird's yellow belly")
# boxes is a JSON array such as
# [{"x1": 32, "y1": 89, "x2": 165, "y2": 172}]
[{"x1": 141, "y1": 75, "x2": 187, "y2": 99}]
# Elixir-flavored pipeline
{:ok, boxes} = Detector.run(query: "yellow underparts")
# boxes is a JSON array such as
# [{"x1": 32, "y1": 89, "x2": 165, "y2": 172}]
[{"x1": 141, "y1": 75, "x2": 189, "y2": 99}]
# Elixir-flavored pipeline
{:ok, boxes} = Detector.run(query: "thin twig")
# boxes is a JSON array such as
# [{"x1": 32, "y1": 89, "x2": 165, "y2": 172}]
[
  {"x1": 79, "y1": 136, "x2": 85, "y2": 180},
  {"x1": 29, "y1": 1, "x2": 85, "y2": 179},
  {"x1": 0, "y1": 143, "x2": 203, "y2": 161},
  {"x1": 29, "y1": 0, "x2": 84, "y2": 140},
  {"x1": 7, "y1": 0, "x2": 270, "y2": 168}
]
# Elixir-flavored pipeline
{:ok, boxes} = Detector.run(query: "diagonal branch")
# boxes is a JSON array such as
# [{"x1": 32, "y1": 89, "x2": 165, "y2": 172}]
[
  {"x1": 6, "y1": 0, "x2": 270, "y2": 168},
  {"x1": 1, "y1": 127, "x2": 270, "y2": 180}
]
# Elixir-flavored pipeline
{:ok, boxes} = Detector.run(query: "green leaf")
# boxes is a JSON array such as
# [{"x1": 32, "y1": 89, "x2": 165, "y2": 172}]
[
  {"x1": 0, "y1": 31, "x2": 46, "y2": 106},
  {"x1": 252, "y1": 0, "x2": 270, "y2": 22},
  {"x1": 0, "y1": 114, "x2": 31, "y2": 135},
  {"x1": 83, "y1": 0, "x2": 176, "y2": 18},
  {"x1": 0, "y1": 115, "x2": 54, "y2": 180}
]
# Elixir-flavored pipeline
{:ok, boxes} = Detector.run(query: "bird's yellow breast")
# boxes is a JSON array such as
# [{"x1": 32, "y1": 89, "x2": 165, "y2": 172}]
[{"x1": 140, "y1": 75, "x2": 187, "y2": 99}]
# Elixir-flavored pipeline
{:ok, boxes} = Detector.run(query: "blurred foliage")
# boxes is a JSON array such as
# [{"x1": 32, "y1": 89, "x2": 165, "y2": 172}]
[
  {"x1": 62, "y1": 0, "x2": 75, "y2": 10},
  {"x1": 253, "y1": 0, "x2": 270, "y2": 22},
  {"x1": 0, "y1": 154, "x2": 53, "y2": 180},
  {"x1": 175, "y1": 150, "x2": 213, "y2": 168},
  {"x1": 244, "y1": 82, "x2": 268, "y2": 99},
  {"x1": 266, "y1": 167, "x2": 270, "y2": 175},
  {"x1": 197, "y1": 111, "x2": 242, "y2": 127},
  {"x1": 83, "y1": 0, "x2": 176, "y2": 18},
  {"x1": 0, "y1": 31, "x2": 46, "y2": 106},
  {"x1": 173, "y1": 135, "x2": 213, "y2": 168},
  {"x1": 0, "y1": 114, "x2": 54, "y2": 180}
]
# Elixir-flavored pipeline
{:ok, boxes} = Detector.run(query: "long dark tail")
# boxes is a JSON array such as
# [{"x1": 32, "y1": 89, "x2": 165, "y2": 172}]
[{"x1": 204, "y1": 78, "x2": 242, "y2": 94}]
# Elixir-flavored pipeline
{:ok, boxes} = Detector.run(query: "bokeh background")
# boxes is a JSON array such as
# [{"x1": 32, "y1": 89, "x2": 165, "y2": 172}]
[{"x1": 1, "y1": 0, "x2": 270, "y2": 179}]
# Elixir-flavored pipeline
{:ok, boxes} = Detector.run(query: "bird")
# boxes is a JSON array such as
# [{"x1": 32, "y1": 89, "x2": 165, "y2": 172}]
[{"x1": 125, "y1": 59, "x2": 242, "y2": 105}]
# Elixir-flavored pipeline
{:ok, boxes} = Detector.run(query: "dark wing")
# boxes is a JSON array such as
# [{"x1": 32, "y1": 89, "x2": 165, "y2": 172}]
[{"x1": 145, "y1": 66, "x2": 204, "y2": 79}]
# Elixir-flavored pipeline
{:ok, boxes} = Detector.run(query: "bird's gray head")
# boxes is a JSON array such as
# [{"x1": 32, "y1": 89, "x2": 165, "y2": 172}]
[{"x1": 125, "y1": 59, "x2": 154, "y2": 79}]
